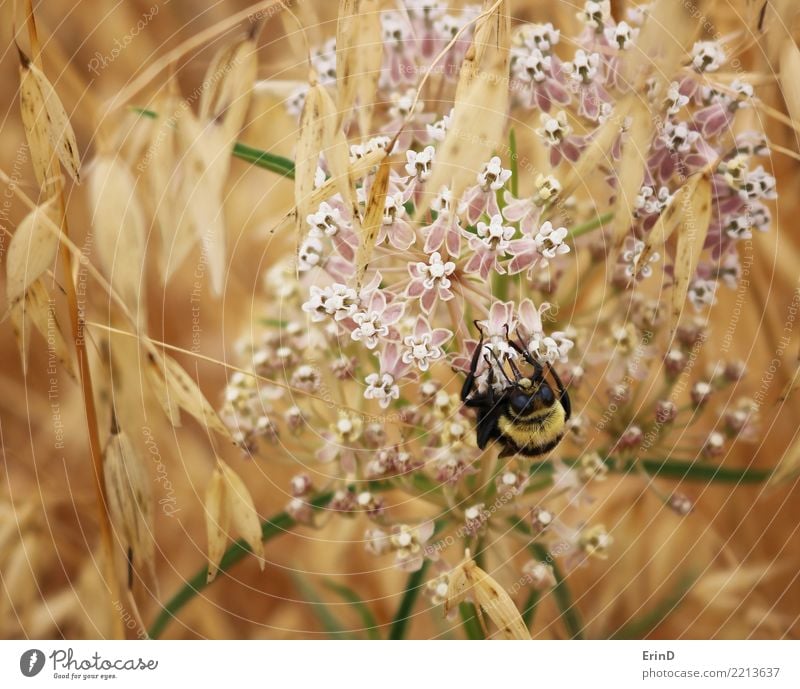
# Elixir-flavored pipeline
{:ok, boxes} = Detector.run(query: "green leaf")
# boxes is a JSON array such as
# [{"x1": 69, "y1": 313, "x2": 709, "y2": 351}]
[
  {"x1": 388, "y1": 560, "x2": 430, "y2": 640},
  {"x1": 323, "y1": 580, "x2": 381, "y2": 640},
  {"x1": 459, "y1": 602, "x2": 486, "y2": 639},
  {"x1": 132, "y1": 107, "x2": 295, "y2": 179}
]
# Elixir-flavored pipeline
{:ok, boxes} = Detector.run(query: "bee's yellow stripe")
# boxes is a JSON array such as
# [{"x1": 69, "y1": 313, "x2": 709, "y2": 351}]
[{"x1": 498, "y1": 404, "x2": 566, "y2": 450}]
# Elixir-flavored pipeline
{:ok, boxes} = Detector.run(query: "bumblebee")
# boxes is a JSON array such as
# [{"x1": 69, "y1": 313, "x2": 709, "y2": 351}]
[{"x1": 460, "y1": 324, "x2": 571, "y2": 457}]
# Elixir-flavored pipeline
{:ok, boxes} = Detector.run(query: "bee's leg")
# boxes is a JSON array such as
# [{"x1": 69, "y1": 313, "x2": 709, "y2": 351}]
[
  {"x1": 508, "y1": 336, "x2": 544, "y2": 377},
  {"x1": 547, "y1": 363, "x2": 571, "y2": 420},
  {"x1": 461, "y1": 325, "x2": 486, "y2": 402},
  {"x1": 487, "y1": 351, "x2": 514, "y2": 387},
  {"x1": 476, "y1": 366, "x2": 501, "y2": 449}
]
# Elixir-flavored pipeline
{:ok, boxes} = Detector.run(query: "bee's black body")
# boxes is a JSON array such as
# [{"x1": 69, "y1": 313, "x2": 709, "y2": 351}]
[{"x1": 460, "y1": 325, "x2": 571, "y2": 457}]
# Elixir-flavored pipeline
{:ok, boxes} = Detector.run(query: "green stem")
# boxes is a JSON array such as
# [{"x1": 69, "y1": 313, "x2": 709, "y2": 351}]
[
  {"x1": 569, "y1": 210, "x2": 614, "y2": 239},
  {"x1": 521, "y1": 589, "x2": 541, "y2": 630},
  {"x1": 147, "y1": 491, "x2": 333, "y2": 639},
  {"x1": 529, "y1": 456, "x2": 771, "y2": 485},
  {"x1": 459, "y1": 602, "x2": 486, "y2": 639},
  {"x1": 509, "y1": 128, "x2": 519, "y2": 197},
  {"x1": 530, "y1": 542, "x2": 585, "y2": 640},
  {"x1": 132, "y1": 107, "x2": 296, "y2": 179},
  {"x1": 388, "y1": 560, "x2": 430, "y2": 640}
]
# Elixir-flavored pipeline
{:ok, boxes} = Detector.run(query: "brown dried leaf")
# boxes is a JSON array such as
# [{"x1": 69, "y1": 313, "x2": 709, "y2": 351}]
[
  {"x1": 6, "y1": 196, "x2": 58, "y2": 305},
  {"x1": 294, "y1": 82, "x2": 326, "y2": 248},
  {"x1": 18, "y1": 55, "x2": 81, "y2": 184},
  {"x1": 198, "y1": 36, "x2": 258, "y2": 142},
  {"x1": 446, "y1": 554, "x2": 531, "y2": 640},
  {"x1": 635, "y1": 175, "x2": 704, "y2": 277},
  {"x1": 559, "y1": 97, "x2": 634, "y2": 202},
  {"x1": 623, "y1": 0, "x2": 701, "y2": 93},
  {"x1": 670, "y1": 172, "x2": 712, "y2": 336},
  {"x1": 205, "y1": 465, "x2": 230, "y2": 583},
  {"x1": 146, "y1": 350, "x2": 234, "y2": 442},
  {"x1": 25, "y1": 279, "x2": 76, "y2": 380},
  {"x1": 177, "y1": 111, "x2": 231, "y2": 296},
  {"x1": 611, "y1": 97, "x2": 654, "y2": 246},
  {"x1": 88, "y1": 155, "x2": 147, "y2": 325},
  {"x1": 356, "y1": 154, "x2": 390, "y2": 289},
  {"x1": 205, "y1": 460, "x2": 264, "y2": 582},
  {"x1": 145, "y1": 98, "x2": 195, "y2": 281},
  {"x1": 418, "y1": 49, "x2": 509, "y2": 220},
  {"x1": 335, "y1": 0, "x2": 361, "y2": 128},
  {"x1": 103, "y1": 425, "x2": 156, "y2": 584},
  {"x1": 779, "y1": 38, "x2": 800, "y2": 130},
  {"x1": 219, "y1": 459, "x2": 264, "y2": 567}
]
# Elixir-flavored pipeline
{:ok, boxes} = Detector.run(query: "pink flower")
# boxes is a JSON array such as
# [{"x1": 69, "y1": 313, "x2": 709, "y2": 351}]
[
  {"x1": 460, "y1": 157, "x2": 512, "y2": 224},
  {"x1": 406, "y1": 251, "x2": 456, "y2": 314},
  {"x1": 377, "y1": 192, "x2": 416, "y2": 250},
  {"x1": 463, "y1": 214, "x2": 514, "y2": 280},
  {"x1": 350, "y1": 288, "x2": 405, "y2": 349},
  {"x1": 364, "y1": 342, "x2": 411, "y2": 409},
  {"x1": 422, "y1": 186, "x2": 461, "y2": 256},
  {"x1": 517, "y1": 298, "x2": 574, "y2": 364},
  {"x1": 401, "y1": 316, "x2": 452, "y2": 371}
]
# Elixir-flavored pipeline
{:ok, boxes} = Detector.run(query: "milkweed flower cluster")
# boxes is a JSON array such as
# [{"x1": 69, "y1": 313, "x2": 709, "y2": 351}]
[{"x1": 221, "y1": 0, "x2": 775, "y2": 632}]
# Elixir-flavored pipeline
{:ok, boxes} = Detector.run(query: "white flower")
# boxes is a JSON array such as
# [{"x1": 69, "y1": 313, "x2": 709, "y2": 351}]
[
  {"x1": 389, "y1": 88, "x2": 423, "y2": 119},
  {"x1": 605, "y1": 20, "x2": 638, "y2": 50},
  {"x1": 663, "y1": 121, "x2": 700, "y2": 153},
  {"x1": 302, "y1": 283, "x2": 359, "y2": 322},
  {"x1": 351, "y1": 311, "x2": 389, "y2": 349},
  {"x1": 405, "y1": 145, "x2": 435, "y2": 181},
  {"x1": 477, "y1": 156, "x2": 512, "y2": 191},
  {"x1": 622, "y1": 238, "x2": 660, "y2": 279},
  {"x1": 307, "y1": 202, "x2": 348, "y2": 236},
  {"x1": 417, "y1": 251, "x2": 455, "y2": 289},
  {"x1": 297, "y1": 234, "x2": 324, "y2": 272},
  {"x1": 533, "y1": 174, "x2": 561, "y2": 205},
  {"x1": 578, "y1": 1, "x2": 611, "y2": 31},
  {"x1": 402, "y1": 334, "x2": 443, "y2": 371},
  {"x1": 688, "y1": 279, "x2": 718, "y2": 311},
  {"x1": 691, "y1": 40, "x2": 726, "y2": 73},
  {"x1": 513, "y1": 48, "x2": 552, "y2": 83},
  {"x1": 475, "y1": 214, "x2": 515, "y2": 252},
  {"x1": 564, "y1": 49, "x2": 600, "y2": 84},
  {"x1": 533, "y1": 221, "x2": 570, "y2": 262},
  {"x1": 740, "y1": 166, "x2": 777, "y2": 201},
  {"x1": 536, "y1": 111, "x2": 571, "y2": 145},
  {"x1": 664, "y1": 81, "x2": 689, "y2": 116},
  {"x1": 364, "y1": 372, "x2": 400, "y2": 408},
  {"x1": 426, "y1": 109, "x2": 452, "y2": 142},
  {"x1": 725, "y1": 215, "x2": 752, "y2": 240},
  {"x1": 524, "y1": 22, "x2": 560, "y2": 52}
]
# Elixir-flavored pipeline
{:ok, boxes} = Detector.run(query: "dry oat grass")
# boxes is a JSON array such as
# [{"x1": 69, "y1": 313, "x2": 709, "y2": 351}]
[{"x1": 0, "y1": 0, "x2": 798, "y2": 640}]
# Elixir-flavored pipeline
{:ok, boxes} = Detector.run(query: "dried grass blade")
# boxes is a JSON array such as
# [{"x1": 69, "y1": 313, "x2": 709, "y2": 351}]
[
  {"x1": 356, "y1": 154, "x2": 390, "y2": 289},
  {"x1": 5, "y1": 196, "x2": 58, "y2": 305},
  {"x1": 88, "y1": 155, "x2": 147, "y2": 325},
  {"x1": 670, "y1": 172, "x2": 712, "y2": 337},
  {"x1": 18, "y1": 53, "x2": 81, "y2": 184},
  {"x1": 446, "y1": 555, "x2": 531, "y2": 640},
  {"x1": 103, "y1": 424, "x2": 156, "y2": 586}
]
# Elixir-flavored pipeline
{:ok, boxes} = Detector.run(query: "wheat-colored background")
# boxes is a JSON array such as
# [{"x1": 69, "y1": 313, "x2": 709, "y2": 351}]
[{"x1": 0, "y1": 0, "x2": 798, "y2": 639}]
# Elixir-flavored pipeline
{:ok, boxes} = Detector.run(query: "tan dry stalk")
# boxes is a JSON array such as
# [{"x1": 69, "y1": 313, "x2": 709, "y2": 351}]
[{"x1": 18, "y1": 1, "x2": 125, "y2": 638}]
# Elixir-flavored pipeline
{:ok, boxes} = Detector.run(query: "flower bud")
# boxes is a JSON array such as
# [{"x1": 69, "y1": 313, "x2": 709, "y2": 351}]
[{"x1": 655, "y1": 399, "x2": 677, "y2": 424}]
